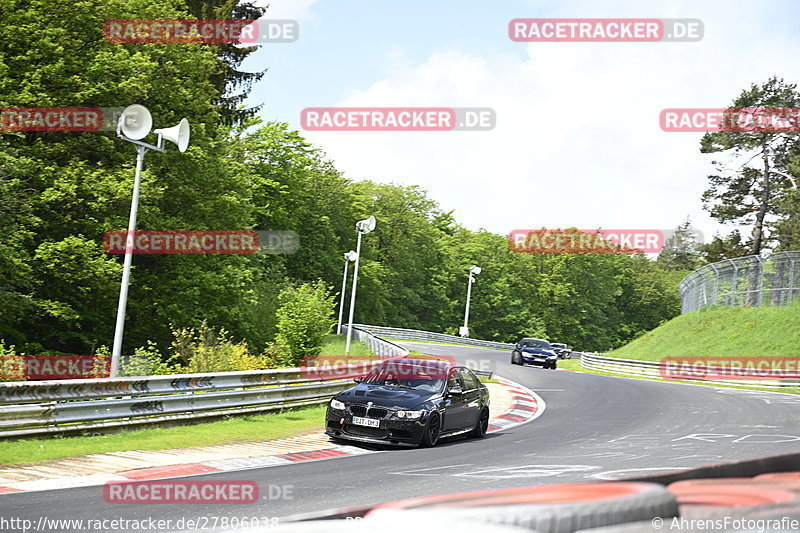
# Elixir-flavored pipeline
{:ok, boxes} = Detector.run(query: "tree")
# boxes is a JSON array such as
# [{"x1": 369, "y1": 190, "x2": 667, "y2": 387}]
[
  {"x1": 700, "y1": 77, "x2": 800, "y2": 256},
  {"x1": 656, "y1": 219, "x2": 704, "y2": 271},
  {"x1": 275, "y1": 281, "x2": 336, "y2": 363},
  {"x1": 700, "y1": 232, "x2": 750, "y2": 263}
]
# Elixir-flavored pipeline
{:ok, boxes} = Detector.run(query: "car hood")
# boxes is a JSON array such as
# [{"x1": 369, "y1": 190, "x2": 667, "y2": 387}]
[
  {"x1": 520, "y1": 347, "x2": 557, "y2": 357},
  {"x1": 335, "y1": 383, "x2": 440, "y2": 409}
]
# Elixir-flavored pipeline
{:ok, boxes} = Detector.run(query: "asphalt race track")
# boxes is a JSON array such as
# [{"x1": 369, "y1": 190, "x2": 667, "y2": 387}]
[{"x1": 2, "y1": 342, "x2": 799, "y2": 530}]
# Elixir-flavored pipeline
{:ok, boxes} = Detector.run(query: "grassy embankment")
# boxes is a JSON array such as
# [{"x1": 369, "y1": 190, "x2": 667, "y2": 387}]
[{"x1": 560, "y1": 303, "x2": 800, "y2": 394}]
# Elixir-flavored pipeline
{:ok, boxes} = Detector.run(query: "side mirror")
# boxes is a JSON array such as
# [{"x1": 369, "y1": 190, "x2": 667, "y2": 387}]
[
  {"x1": 448, "y1": 387, "x2": 463, "y2": 396},
  {"x1": 353, "y1": 377, "x2": 363, "y2": 383},
  {"x1": 515, "y1": 343, "x2": 521, "y2": 350}
]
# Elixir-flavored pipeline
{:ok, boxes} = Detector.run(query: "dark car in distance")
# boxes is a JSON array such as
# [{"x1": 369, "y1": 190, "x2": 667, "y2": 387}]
[
  {"x1": 511, "y1": 338, "x2": 558, "y2": 369},
  {"x1": 550, "y1": 342, "x2": 572, "y2": 359},
  {"x1": 326, "y1": 357, "x2": 490, "y2": 447}
]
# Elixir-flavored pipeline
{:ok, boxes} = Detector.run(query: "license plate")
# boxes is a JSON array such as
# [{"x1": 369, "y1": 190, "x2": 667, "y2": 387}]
[{"x1": 352, "y1": 416, "x2": 381, "y2": 428}]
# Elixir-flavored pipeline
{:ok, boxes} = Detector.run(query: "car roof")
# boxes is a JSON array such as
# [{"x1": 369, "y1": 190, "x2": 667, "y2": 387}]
[
  {"x1": 387, "y1": 356, "x2": 461, "y2": 369},
  {"x1": 520, "y1": 337, "x2": 547, "y2": 343}
]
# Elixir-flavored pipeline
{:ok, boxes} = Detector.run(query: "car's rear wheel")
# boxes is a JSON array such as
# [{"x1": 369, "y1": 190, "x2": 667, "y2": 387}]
[
  {"x1": 420, "y1": 412, "x2": 441, "y2": 447},
  {"x1": 470, "y1": 408, "x2": 489, "y2": 438}
]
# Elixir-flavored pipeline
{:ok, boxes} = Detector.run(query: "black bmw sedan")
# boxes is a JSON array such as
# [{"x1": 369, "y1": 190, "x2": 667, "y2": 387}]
[
  {"x1": 511, "y1": 337, "x2": 559, "y2": 369},
  {"x1": 325, "y1": 357, "x2": 490, "y2": 447}
]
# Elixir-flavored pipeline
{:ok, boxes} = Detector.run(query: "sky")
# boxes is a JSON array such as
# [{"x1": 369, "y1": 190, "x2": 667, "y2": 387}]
[{"x1": 239, "y1": 0, "x2": 800, "y2": 243}]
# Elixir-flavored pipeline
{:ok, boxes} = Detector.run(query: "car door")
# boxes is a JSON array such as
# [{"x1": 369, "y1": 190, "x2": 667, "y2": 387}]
[
  {"x1": 457, "y1": 368, "x2": 482, "y2": 429},
  {"x1": 442, "y1": 368, "x2": 469, "y2": 432}
]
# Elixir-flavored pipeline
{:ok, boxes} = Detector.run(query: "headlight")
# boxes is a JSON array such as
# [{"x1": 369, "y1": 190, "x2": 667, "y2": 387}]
[
  {"x1": 330, "y1": 399, "x2": 346, "y2": 411},
  {"x1": 395, "y1": 410, "x2": 424, "y2": 420}
]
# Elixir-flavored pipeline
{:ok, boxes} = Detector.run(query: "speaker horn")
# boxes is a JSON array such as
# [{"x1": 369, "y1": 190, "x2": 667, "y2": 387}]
[
  {"x1": 153, "y1": 118, "x2": 190, "y2": 153},
  {"x1": 117, "y1": 104, "x2": 152, "y2": 140},
  {"x1": 356, "y1": 215, "x2": 376, "y2": 234}
]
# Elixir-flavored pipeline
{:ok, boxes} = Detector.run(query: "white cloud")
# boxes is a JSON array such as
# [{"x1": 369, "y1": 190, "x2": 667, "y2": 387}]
[{"x1": 301, "y1": 1, "x2": 800, "y2": 242}]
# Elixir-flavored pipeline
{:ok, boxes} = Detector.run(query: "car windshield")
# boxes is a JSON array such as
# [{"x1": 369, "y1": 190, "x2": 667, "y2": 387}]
[
  {"x1": 362, "y1": 360, "x2": 447, "y2": 392},
  {"x1": 521, "y1": 339, "x2": 551, "y2": 349}
]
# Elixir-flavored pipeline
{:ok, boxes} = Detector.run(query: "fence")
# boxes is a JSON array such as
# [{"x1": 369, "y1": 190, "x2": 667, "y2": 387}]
[
  {"x1": 678, "y1": 251, "x2": 800, "y2": 313},
  {"x1": 0, "y1": 326, "x2": 403, "y2": 438},
  {"x1": 352, "y1": 324, "x2": 516, "y2": 351}
]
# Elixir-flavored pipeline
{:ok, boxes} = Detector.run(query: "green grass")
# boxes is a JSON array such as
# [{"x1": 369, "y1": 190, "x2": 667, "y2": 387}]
[
  {"x1": 0, "y1": 335, "x2": 377, "y2": 466},
  {"x1": 609, "y1": 303, "x2": 800, "y2": 361},
  {"x1": 0, "y1": 404, "x2": 327, "y2": 465},
  {"x1": 317, "y1": 334, "x2": 373, "y2": 357}
]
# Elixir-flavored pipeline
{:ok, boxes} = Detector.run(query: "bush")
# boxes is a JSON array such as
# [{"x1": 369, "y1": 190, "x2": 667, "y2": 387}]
[
  {"x1": 0, "y1": 340, "x2": 24, "y2": 381},
  {"x1": 114, "y1": 342, "x2": 181, "y2": 377},
  {"x1": 171, "y1": 322, "x2": 271, "y2": 373},
  {"x1": 275, "y1": 280, "x2": 336, "y2": 365}
]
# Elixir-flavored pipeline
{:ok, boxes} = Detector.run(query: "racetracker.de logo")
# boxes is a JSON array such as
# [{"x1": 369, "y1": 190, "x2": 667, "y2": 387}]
[
  {"x1": 104, "y1": 19, "x2": 298, "y2": 44},
  {"x1": 1, "y1": 355, "x2": 109, "y2": 380},
  {"x1": 509, "y1": 229, "x2": 679, "y2": 254},
  {"x1": 104, "y1": 480, "x2": 258, "y2": 504},
  {"x1": 300, "y1": 355, "x2": 456, "y2": 380},
  {"x1": 0, "y1": 108, "x2": 123, "y2": 132},
  {"x1": 300, "y1": 107, "x2": 495, "y2": 131},
  {"x1": 508, "y1": 18, "x2": 703, "y2": 42},
  {"x1": 660, "y1": 108, "x2": 800, "y2": 132},
  {"x1": 660, "y1": 357, "x2": 800, "y2": 381},
  {"x1": 104, "y1": 231, "x2": 260, "y2": 255}
]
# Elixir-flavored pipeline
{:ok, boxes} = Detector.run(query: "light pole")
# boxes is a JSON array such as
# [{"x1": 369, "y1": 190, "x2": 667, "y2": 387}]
[
  {"x1": 337, "y1": 250, "x2": 358, "y2": 334},
  {"x1": 111, "y1": 105, "x2": 190, "y2": 377},
  {"x1": 345, "y1": 215, "x2": 376, "y2": 355},
  {"x1": 459, "y1": 265, "x2": 481, "y2": 337}
]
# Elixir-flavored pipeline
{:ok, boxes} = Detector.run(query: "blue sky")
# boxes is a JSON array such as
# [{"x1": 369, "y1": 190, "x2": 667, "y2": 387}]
[{"x1": 240, "y1": 0, "x2": 800, "y2": 243}]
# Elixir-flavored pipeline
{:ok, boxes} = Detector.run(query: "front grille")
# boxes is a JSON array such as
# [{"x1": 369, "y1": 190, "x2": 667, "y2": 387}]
[
  {"x1": 349, "y1": 405, "x2": 367, "y2": 417},
  {"x1": 367, "y1": 407, "x2": 388, "y2": 418},
  {"x1": 348, "y1": 405, "x2": 388, "y2": 419},
  {"x1": 345, "y1": 425, "x2": 388, "y2": 438}
]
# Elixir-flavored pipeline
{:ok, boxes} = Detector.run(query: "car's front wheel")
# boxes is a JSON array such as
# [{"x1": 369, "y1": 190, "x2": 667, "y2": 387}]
[
  {"x1": 420, "y1": 412, "x2": 441, "y2": 447},
  {"x1": 470, "y1": 408, "x2": 489, "y2": 438},
  {"x1": 511, "y1": 352, "x2": 521, "y2": 365}
]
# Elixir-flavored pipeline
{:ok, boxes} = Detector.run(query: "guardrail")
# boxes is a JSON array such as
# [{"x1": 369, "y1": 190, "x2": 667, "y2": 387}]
[
  {"x1": 0, "y1": 326, "x2": 405, "y2": 438},
  {"x1": 341, "y1": 325, "x2": 409, "y2": 357},
  {"x1": 580, "y1": 352, "x2": 799, "y2": 389},
  {"x1": 353, "y1": 324, "x2": 516, "y2": 351}
]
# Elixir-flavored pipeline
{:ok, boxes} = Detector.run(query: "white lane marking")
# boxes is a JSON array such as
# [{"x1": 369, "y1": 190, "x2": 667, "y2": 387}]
[
  {"x1": 453, "y1": 464, "x2": 601, "y2": 479},
  {"x1": 388, "y1": 464, "x2": 474, "y2": 476},
  {"x1": 592, "y1": 467, "x2": 691, "y2": 480}
]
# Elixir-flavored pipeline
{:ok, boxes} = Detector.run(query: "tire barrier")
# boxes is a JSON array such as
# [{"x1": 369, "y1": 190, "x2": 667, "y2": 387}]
[
  {"x1": 260, "y1": 513, "x2": 534, "y2": 532},
  {"x1": 366, "y1": 482, "x2": 679, "y2": 533}
]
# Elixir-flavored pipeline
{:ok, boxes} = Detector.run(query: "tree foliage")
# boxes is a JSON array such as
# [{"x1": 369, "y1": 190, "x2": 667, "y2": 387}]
[{"x1": 0, "y1": 0, "x2": 695, "y2": 366}]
